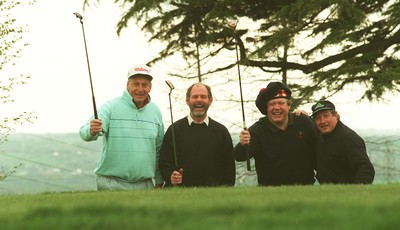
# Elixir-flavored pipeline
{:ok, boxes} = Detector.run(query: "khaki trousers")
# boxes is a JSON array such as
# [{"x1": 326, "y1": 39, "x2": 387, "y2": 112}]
[{"x1": 96, "y1": 175, "x2": 154, "y2": 191}]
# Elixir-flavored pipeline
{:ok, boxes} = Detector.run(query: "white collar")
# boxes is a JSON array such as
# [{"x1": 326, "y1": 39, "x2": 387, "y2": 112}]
[{"x1": 187, "y1": 115, "x2": 209, "y2": 126}]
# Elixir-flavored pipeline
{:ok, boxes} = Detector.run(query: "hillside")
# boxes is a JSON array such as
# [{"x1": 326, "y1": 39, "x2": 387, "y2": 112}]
[
  {"x1": 0, "y1": 133, "x2": 100, "y2": 194},
  {"x1": 0, "y1": 131, "x2": 399, "y2": 195}
]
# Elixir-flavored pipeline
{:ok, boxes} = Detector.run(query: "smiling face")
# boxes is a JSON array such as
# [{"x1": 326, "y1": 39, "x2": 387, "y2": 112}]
[
  {"x1": 127, "y1": 75, "x2": 152, "y2": 108},
  {"x1": 266, "y1": 98, "x2": 290, "y2": 129},
  {"x1": 313, "y1": 110, "x2": 338, "y2": 135},
  {"x1": 186, "y1": 84, "x2": 213, "y2": 122}
]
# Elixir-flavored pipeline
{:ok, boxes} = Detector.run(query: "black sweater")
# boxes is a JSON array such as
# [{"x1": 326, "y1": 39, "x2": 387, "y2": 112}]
[{"x1": 159, "y1": 117, "x2": 235, "y2": 187}]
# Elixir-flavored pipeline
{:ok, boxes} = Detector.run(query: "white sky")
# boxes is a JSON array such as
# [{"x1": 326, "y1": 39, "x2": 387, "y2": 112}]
[{"x1": 5, "y1": 0, "x2": 400, "y2": 134}]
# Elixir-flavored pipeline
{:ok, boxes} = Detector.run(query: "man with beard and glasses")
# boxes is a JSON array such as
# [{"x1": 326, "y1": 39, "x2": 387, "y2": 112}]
[
  {"x1": 80, "y1": 64, "x2": 164, "y2": 191},
  {"x1": 234, "y1": 81, "x2": 317, "y2": 186},
  {"x1": 159, "y1": 82, "x2": 235, "y2": 187}
]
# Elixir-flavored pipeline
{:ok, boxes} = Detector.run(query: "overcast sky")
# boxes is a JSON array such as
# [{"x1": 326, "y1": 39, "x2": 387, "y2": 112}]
[{"x1": 6, "y1": 0, "x2": 400, "y2": 134}]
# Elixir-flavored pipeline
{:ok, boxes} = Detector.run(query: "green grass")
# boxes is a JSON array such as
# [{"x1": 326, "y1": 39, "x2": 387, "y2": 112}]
[{"x1": 1, "y1": 184, "x2": 399, "y2": 230}]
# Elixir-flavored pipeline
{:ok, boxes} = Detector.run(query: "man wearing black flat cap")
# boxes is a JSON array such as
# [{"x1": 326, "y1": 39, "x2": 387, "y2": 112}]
[
  {"x1": 234, "y1": 81, "x2": 317, "y2": 186},
  {"x1": 311, "y1": 100, "x2": 375, "y2": 184}
]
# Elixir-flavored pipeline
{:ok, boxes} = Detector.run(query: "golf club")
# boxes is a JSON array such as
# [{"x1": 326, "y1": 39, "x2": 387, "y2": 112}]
[
  {"x1": 74, "y1": 12, "x2": 98, "y2": 119},
  {"x1": 166, "y1": 80, "x2": 178, "y2": 169},
  {"x1": 228, "y1": 20, "x2": 251, "y2": 171}
]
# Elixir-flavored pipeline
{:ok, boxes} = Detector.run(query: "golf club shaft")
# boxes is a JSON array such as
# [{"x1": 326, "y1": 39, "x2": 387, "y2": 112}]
[
  {"x1": 166, "y1": 81, "x2": 178, "y2": 169},
  {"x1": 235, "y1": 38, "x2": 251, "y2": 171},
  {"x1": 235, "y1": 44, "x2": 246, "y2": 129},
  {"x1": 75, "y1": 13, "x2": 98, "y2": 119},
  {"x1": 169, "y1": 95, "x2": 178, "y2": 169}
]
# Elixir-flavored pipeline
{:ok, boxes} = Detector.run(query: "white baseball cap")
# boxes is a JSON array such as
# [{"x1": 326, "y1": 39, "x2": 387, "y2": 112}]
[{"x1": 127, "y1": 64, "x2": 153, "y2": 80}]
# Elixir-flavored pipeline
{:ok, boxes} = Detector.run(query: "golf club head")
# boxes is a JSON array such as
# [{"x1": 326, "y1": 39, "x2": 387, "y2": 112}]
[
  {"x1": 165, "y1": 80, "x2": 175, "y2": 90},
  {"x1": 73, "y1": 12, "x2": 83, "y2": 20},
  {"x1": 227, "y1": 20, "x2": 237, "y2": 31}
]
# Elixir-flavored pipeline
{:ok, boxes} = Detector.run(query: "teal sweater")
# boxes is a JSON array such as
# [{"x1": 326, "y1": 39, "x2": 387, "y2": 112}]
[{"x1": 80, "y1": 90, "x2": 164, "y2": 185}]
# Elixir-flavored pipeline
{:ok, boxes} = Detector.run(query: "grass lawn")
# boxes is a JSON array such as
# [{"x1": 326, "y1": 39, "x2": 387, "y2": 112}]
[{"x1": 0, "y1": 184, "x2": 399, "y2": 230}]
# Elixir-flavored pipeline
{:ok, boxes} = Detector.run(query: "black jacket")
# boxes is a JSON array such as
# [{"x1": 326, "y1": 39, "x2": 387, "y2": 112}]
[
  {"x1": 316, "y1": 121, "x2": 375, "y2": 184},
  {"x1": 234, "y1": 114, "x2": 317, "y2": 186}
]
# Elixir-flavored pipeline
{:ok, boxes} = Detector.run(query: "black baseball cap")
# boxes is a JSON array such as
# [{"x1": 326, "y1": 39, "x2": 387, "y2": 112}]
[{"x1": 311, "y1": 100, "x2": 335, "y2": 116}]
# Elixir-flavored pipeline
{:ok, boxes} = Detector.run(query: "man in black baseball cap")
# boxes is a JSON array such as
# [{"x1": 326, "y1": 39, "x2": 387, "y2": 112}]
[
  {"x1": 311, "y1": 100, "x2": 375, "y2": 184},
  {"x1": 234, "y1": 81, "x2": 317, "y2": 186}
]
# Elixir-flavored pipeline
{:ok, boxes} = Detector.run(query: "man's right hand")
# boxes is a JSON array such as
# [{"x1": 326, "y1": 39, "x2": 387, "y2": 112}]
[
  {"x1": 239, "y1": 129, "x2": 250, "y2": 146},
  {"x1": 171, "y1": 168, "x2": 183, "y2": 185},
  {"x1": 90, "y1": 119, "x2": 103, "y2": 136}
]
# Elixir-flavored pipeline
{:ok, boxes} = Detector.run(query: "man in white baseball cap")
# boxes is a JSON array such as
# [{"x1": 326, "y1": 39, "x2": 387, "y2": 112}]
[{"x1": 80, "y1": 64, "x2": 164, "y2": 190}]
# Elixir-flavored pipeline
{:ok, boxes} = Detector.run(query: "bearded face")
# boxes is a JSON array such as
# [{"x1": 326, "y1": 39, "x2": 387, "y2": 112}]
[{"x1": 186, "y1": 85, "x2": 213, "y2": 121}]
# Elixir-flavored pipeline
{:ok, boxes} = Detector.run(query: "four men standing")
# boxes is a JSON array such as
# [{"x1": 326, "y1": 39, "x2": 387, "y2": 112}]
[{"x1": 80, "y1": 64, "x2": 375, "y2": 189}]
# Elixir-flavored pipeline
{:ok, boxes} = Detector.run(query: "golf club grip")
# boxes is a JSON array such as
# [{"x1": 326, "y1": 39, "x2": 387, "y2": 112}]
[
  {"x1": 92, "y1": 95, "x2": 98, "y2": 119},
  {"x1": 245, "y1": 145, "x2": 251, "y2": 171}
]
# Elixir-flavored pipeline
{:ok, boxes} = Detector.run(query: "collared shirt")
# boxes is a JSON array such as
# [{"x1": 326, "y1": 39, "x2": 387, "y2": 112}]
[
  {"x1": 132, "y1": 96, "x2": 150, "y2": 109},
  {"x1": 187, "y1": 114, "x2": 209, "y2": 126}
]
